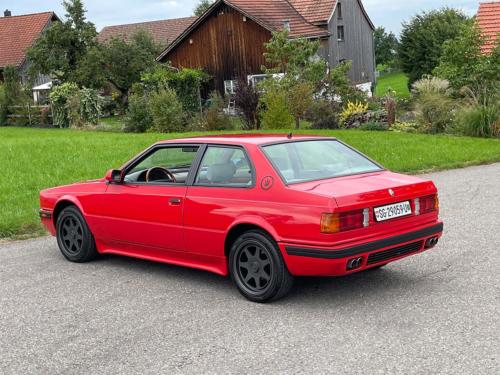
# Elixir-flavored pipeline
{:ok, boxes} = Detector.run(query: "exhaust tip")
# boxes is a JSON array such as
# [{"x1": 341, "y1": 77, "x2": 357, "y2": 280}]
[
  {"x1": 347, "y1": 257, "x2": 363, "y2": 271},
  {"x1": 425, "y1": 237, "x2": 439, "y2": 249}
]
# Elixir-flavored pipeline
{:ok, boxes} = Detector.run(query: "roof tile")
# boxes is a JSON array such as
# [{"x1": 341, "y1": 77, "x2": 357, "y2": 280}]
[
  {"x1": 477, "y1": 1, "x2": 500, "y2": 54},
  {"x1": 0, "y1": 12, "x2": 56, "y2": 68}
]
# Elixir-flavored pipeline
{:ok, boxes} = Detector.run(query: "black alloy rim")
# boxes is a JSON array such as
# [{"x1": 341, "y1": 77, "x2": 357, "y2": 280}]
[
  {"x1": 237, "y1": 242, "x2": 273, "y2": 292},
  {"x1": 60, "y1": 216, "x2": 83, "y2": 254}
]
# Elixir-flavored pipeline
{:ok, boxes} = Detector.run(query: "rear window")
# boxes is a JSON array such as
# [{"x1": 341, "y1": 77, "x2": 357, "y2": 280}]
[{"x1": 262, "y1": 140, "x2": 382, "y2": 184}]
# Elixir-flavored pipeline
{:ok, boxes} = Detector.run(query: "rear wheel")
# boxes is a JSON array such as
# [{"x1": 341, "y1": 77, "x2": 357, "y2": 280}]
[
  {"x1": 56, "y1": 206, "x2": 98, "y2": 263},
  {"x1": 229, "y1": 230, "x2": 294, "y2": 302}
]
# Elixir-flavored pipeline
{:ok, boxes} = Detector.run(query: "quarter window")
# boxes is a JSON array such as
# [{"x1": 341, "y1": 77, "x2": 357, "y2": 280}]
[{"x1": 195, "y1": 146, "x2": 253, "y2": 187}]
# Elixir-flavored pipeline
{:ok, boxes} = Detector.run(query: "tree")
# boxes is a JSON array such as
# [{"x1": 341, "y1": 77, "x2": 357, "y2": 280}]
[
  {"x1": 193, "y1": 0, "x2": 214, "y2": 17},
  {"x1": 96, "y1": 30, "x2": 160, "y2": 107},
  {"x1": 374, "y1": 27, "x2": 399, "y2": 67},
  {"x1": 434, "y1": 22, "x2": 500, "y2": 97},
  {"x1": 27, "y1": 0, "x2": 97, "y2": 82},
  {"x1": 398, "y1": 8, "x2": 469, "y2": 86},
  {"x1": 261, "y1": 30, "x2": 327, "y2": 128}
]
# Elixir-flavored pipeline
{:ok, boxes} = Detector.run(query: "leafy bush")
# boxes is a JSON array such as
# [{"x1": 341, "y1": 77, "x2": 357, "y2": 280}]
[
  {"x1": 307, "y1": 100, "x2": 339, "y2": 129},
  {"x1": 49, "y1": 83, "x2": 79, "y2": 128},
  {"x1": 412, "y1": 76, "x2": 450, "y2": 96},
  {"x1": 205, "y1": 91, "x2": 232, "y2": 131},
  {"x1": 150, "y1": 87, "x2": 185, "y2": 133},
  {"x1": 390, "y1": 121, "x2": 422, "y2": 133},
  {"x1": 261, "y1": 87, "x2": 294, "y2": 129},
  {"x1": 340, "y1": 101, "x2": 369, "y2": 124},
  {"x1": 234, "y1": 77, "x2": 260, "y2": 130},
  {"x1": 454, "y1": 105, "x2": 499, "y2": 138},
  {"x1": 124, "y1": 93, "x2": 153, "y2": 133},
  {"x1": 359, "y1": 122, "x2": 389, "y2": 131},
  {"x1": 414, "y1": 92, "x2": 455, "y2": 133}
]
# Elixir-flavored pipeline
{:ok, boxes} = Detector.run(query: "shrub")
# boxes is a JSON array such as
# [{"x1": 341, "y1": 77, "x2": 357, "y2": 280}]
[
  {"x1": 414, "y1": 92, "x2": 455, "y2": 133},
  {"x1": 412, "y1": 76, "x2": 450, "y2": 96},
  {"x1": 150, "y1": 87, "x2": 185, "y2": 133},
  {"x1": 124, "y1": 93, "x2": 152, "y2": 133},
  {"x1": 390, "y1": 121, "x2": 422, "y2": 133},
  {"x1": 261, "y1": 87, "x2": 294, "y2": 129},
  {"x1": 234, "y1": 77, "x2": 260, "y2": 130},
  {"x1": 307, "y1": 100, "x2": 339, "y2": 129},
  {"x1": 340, "y1": 101, "x2": 369, "y2": 124},
  {"x1": 49, "y1": 83, "x2": 79, "y2": 128},
  {"x1": 0, "y1": 85, "x2": 7, "y2": 125},
  {"x1": 205, "y1": 91, "x2": 232, "y2": 131},
  {"x1": 359, "y1": 122, "x2": 389, "y2": 131},
  {"x1": 454, "y1": 105, "x2": 499, "y2": 138},
  {"x1": 343, "y1": 110, "x2": 388, "y2": 129}
]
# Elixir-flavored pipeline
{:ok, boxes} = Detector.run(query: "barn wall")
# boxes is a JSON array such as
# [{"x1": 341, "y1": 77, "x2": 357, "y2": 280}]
[
  {"x1": 328, "y1": 0, "x2": 375, "y2": 85},
  {"x1": 162, "y1": 4, "x2": 272, "y2": 94}
]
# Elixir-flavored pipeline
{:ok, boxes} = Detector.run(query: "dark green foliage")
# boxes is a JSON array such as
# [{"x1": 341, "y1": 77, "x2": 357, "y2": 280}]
[
  {"x1": 414, "y1": 92, "x2": 456, "y2": 134},
  {"x1": 194, "y1": 0, "x2": 213, "y2": 16},
  {"x1": 27, "y1": 0, "x2": 97, "y2": 83},
  {"x1": 374, "y1": 27, "x2": 399, "y2": 66},
  {"x1": 49, "y1": 83, "x2": 80, "y2": 128},
  {"x1": 307, "y1": 100, "x2": 340, "y2": 129},
  {"x1": 150, "y1": 87, "x2": 185, "y2": 133},
  {"x1": 0, "y1": 86, "x2": 8, "y2": 125},
  {"x1": 124, "y1": 93, "x2": 153, "y2": 133},
  {"x1": 398, "y1": 8, "x2": 469, "y2": 86},
  {"x1": 359, "y1": 122, "x2": 389, "y2": 131},
  {"x1": 234, "y1": 77, "x2": 260, "y2": 130},
  {"x1": 344, "y1": 110, "x2": 388, "y2": 129},
  {"x1": 205, "y1": 91, "x2": 232, "y2": 131},
  {"x1": 454, "y1": 105, "x2": 499, "y2": 138}
]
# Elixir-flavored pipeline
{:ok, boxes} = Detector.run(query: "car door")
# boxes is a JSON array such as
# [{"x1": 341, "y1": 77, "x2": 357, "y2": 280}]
[
  {"x1": 184, "y1": 145, "x2": 255, "y2": 258},
  {"x1": 99, "y1": 144, "x2": 202, "y2": 252}
]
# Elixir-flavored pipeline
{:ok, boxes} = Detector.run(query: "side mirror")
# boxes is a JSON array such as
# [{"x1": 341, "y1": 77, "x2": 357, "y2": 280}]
[{"x1": 105, "y1": 169, "x2": 123, "y2": 184}]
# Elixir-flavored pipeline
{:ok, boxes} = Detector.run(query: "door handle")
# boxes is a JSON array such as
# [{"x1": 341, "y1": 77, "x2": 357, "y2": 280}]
[{"x1": 169, "y1": 198, "x2": 182, "y2": 205}]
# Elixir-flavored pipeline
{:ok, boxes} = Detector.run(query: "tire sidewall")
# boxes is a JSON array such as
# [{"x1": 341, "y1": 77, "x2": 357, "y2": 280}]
[
  {"x1": 56, "y1": 206, "x2": 95, "y2": 262},
  {"x1": 229, "y1": 231, "x2": 286, "y2": 302}
]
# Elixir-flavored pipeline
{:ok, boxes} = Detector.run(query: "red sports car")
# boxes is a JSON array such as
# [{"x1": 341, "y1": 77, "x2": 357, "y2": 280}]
[{"x1": 40, "y1": 135, "x2": 443, "y2": 302}]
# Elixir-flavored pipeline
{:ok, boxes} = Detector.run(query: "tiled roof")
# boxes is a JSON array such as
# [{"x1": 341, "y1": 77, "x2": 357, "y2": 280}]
[
  {"x1": 477, "y1": 2, "x2": 500, "y2": 54},
  {"x1": 227, "y1": 0, "x2": 330, "y2": 38},
  {"x1": 0, "y1": 12, "x2": 57, "y2": 68},
  {"x1": 98, "y1": 17, "x2": 198, "y2": 47},
  {"x1": 287, "y1": 0, "x2": 337, "y2": 24}
]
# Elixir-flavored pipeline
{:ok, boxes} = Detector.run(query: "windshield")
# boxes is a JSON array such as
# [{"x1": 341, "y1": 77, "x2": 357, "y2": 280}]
[{"x1": 262, "y1": 140, "x2": 382, "y2": 184}]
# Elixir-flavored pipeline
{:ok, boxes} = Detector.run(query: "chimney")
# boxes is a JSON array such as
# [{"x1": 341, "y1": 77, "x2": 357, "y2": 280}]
[{"x1": 4, "y1": 9, "x2": 12, "y2": 17}]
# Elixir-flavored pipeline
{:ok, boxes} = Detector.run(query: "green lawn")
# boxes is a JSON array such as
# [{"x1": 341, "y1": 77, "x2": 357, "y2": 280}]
[
  {"x1": 1, "y1": 127, "x2": 499, "y2": 239},
  {"x1": 376, "y1": 72, "x2": 411, "y2": 98}
]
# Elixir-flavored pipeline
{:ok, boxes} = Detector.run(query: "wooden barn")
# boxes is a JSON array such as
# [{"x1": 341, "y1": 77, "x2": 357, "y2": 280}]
[{"x1": 157, "y1": 0, "x2": 376, "y2": 95}]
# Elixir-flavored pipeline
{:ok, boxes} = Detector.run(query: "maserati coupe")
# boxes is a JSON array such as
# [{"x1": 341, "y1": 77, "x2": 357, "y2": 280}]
[{"x1": 40, "y1": 135, "x2": 443, "y2": 302}]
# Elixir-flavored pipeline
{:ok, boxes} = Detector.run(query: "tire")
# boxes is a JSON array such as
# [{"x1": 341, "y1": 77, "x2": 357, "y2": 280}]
[
  {"x1": 229, "y1": 230, "x2": 294, "y2": 303},
  {"x1": 56, "y1": 206, "x2": 98, "y2": 263}
]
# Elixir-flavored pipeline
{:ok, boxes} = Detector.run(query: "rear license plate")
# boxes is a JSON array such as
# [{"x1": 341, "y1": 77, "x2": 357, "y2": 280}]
[{"x1": 374, "y1": 201, "x2": 412, "y2": 222}]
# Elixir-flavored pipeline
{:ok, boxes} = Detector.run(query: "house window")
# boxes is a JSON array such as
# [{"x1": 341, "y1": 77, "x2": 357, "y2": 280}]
[
  {"x1": 337, "y1": 3, "x2": 342, "y2": 19},
  {"x1": 337, "y1": 26, "x2": 345, "y2": 42},
  {"x1": 224, "y1": 80, "x2": 238, "y2": 95}
]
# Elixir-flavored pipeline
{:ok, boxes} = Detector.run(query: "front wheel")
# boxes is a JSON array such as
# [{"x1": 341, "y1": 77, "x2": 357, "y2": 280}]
[
  {"x1": 56, "y1": 206, "x2": 98, "y2": 263},
  {"x1": 229, "y1": 230, "x2": 294, "y2": 303}
]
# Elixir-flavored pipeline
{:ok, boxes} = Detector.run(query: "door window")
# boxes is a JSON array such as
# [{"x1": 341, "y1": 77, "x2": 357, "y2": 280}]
[
  {"x1": 195, "y1": 146, "x2": 253, "y2": 187},
  {"x1": 124, "y1": 146, "x2": 199, "y2": 184}
]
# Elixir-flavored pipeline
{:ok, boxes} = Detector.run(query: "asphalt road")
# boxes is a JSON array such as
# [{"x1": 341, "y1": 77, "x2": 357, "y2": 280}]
[{"x1": 1, "y1": 164, "x2": 499, "y2": 375}]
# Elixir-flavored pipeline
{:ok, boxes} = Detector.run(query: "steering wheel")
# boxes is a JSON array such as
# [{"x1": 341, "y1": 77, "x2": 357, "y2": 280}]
[{"x1": 145, "y1": 167, "x2": 176, "y2": 183}]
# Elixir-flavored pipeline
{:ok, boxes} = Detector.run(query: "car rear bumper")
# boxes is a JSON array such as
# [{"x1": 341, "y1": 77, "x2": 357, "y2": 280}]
[
  {"x1": 39, "y1": 209, "x2": 56, "y2": 235},
  {"x1": 280, "y1": 222, "x2": 444, "y2": 276}
]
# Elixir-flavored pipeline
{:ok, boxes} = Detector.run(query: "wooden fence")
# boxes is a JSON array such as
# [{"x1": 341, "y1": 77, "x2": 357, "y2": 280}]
[{"x1": 5, "y1": 104, "x2": 53, "y2": 127}]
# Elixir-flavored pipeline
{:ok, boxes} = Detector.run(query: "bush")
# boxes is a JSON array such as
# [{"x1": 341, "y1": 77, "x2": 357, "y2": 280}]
[
  {"x1": 124, "y1": 93, "x2": 152, "y2": 133},
  {"x1": 412, "y1": 76, "x2": 450, "y2": 96},
  {"x1": 390, "y1": 121, "x2": 422, "y2": 133},
  {"x1": 340, "y1": 101, "x2": 369, "y2": 124},
  {"x1": 49, "y1": 83, "x2": 79, "y2": 128},
  {"x1": 205, "y1": 91, "x2": 232, "y2": 131},
  {"x1": 343, "y1": 110, "x2": 388, "y2": 129},
  {"x1": 0, "y1": 86, "x2": 8, "y2": 125},
  {"x1": 150, "y1": 87, "x2": 185, "y2": 133},
  {"x1": 454, "y1": 105, "x2": 499, "y2": 138},
  {"x1": 414, "y1": 92, "x2": 455, "y2": 133},
  {"x1": 307, "y1": 100, "x2": 339, "y2": 129},
  {"x1": 234, "y1": 77, "x2": 260, "y2": 130},
  {"x1": 261, "y1": 87, "x2": 294, "y2": 129},
  {"x1": 359, "y1": 122, "x2": 389, "y2": 131}
]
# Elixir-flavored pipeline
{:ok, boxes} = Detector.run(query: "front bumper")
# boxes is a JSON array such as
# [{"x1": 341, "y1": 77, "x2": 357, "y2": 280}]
[{"x1": 280, "y1": 223, "x2": 444, "y2": 276}]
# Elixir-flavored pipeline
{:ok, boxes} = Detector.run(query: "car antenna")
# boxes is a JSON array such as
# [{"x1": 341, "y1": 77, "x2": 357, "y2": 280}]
[{"x1": 287, "y1": 132, "x2": 293, "y2": 139}]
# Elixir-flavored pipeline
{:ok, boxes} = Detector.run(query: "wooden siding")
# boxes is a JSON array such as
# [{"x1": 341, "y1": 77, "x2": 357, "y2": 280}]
[
  {"x1": 162, "y1": 4, "x2": 271, "y2": 93},
  {"x1": 327, "y1": 0, "x2": 375, "y2": 85}
]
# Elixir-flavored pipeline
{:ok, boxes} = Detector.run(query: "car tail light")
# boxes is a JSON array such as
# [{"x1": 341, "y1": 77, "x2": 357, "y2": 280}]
[
  {"x1": 321, "y1": 209, "x2": 369, "y2": 233},
  {"x1": 418, "y1": 194, "x2": 439, "y2": 214}
]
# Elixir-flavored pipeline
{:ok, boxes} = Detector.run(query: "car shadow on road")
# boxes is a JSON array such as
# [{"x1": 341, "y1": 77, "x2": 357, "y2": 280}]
[{"x1": 94, "y1": 253, "x2": 424, "y2": 305}]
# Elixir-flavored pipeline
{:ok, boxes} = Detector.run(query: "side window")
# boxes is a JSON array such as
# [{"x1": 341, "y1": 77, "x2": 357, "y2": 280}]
[
  {"x1": 124, "y1": 146, "x2": 199, "y2": 184},
  {"x1": 195, "y1": 146, "x2": 253, "y2": 187}
]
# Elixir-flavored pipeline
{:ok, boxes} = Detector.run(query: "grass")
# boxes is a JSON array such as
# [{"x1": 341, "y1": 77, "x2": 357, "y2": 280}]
[
  {"x1": 1, "y1": 127, "x2": 499, "y2": 239},
  {"x1": 376, "y1": 72, "x2": 411, "y2": 99}
]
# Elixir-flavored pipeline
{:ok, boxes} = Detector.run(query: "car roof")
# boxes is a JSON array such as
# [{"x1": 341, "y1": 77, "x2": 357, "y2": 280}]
[{"x1": 156, "y1": 134, "x2": 334, "y2": 146}]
